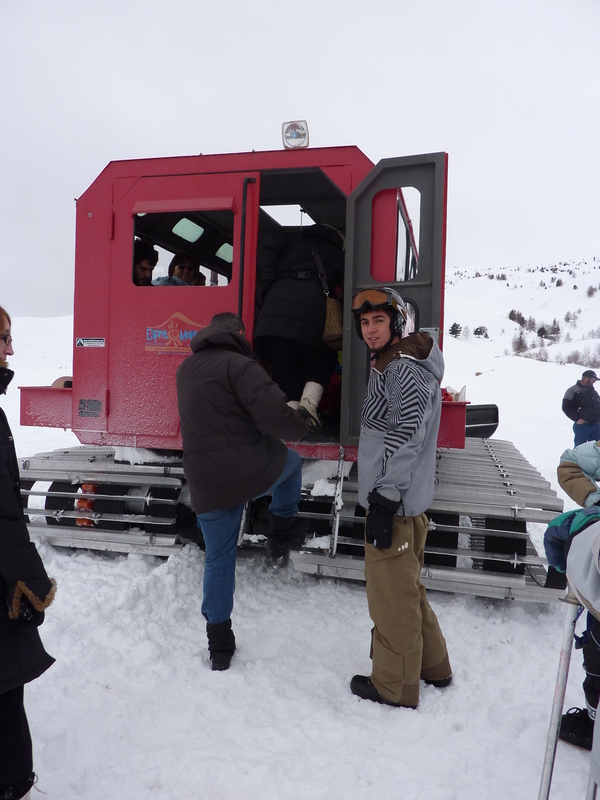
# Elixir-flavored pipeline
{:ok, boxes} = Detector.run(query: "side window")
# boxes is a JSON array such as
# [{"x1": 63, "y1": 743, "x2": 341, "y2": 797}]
[
  {"x1": 396, "y1": 187, "x2": 420, "y2": 282},
  {"x1": 370, "y1": 188, "x2": 421, "y2": 283},
  {"x1": 403, "y1": 299, "x2": 418, "y2": 334},
  {"x1": 131, "y1": 210, "x2": 234, "y2": 287}
]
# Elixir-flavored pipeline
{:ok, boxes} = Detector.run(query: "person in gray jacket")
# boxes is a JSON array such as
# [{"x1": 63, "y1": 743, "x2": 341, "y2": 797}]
[{"x1": 348, "y1": 287, "x2": 452, "y2": 708}]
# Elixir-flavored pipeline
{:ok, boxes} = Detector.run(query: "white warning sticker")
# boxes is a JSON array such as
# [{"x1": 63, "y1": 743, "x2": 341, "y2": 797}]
[{"x1": 76, "y1": 337, "x2": 106, "y2": 348}]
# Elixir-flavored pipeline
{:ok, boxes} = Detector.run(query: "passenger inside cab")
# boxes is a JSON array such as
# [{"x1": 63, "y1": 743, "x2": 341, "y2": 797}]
[
  {"x1": 253, "y1": 223, "x2": 345, "y2": 431},
  {"x1": 132, "y1": 240, "x2": 159, "y2": 286}
]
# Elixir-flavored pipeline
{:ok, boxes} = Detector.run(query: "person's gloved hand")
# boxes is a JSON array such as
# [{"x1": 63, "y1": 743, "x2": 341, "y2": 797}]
[
  {"x1": 7, "y1": 595, "x2": 45, "y2": 629},
  {"x1": 543, "y1": 525, "x2": 571, "y2": 573},
  {"x1": 543, "y1": 509, "x2": 598, "y2": 573},
  {"x1": 366, "y1": 490, "x2": 398, "y2": 549}
]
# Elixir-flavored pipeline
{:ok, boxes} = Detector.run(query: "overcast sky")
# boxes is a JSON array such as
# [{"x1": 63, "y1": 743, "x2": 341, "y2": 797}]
[{"x1": 2, "y1": 0, "x2": 600, "y2": 316}]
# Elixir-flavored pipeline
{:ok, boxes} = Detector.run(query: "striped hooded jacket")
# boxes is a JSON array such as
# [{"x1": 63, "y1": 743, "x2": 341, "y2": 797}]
[{"x1": 357, "y1": 332, "x2": 444, "y2": 517}]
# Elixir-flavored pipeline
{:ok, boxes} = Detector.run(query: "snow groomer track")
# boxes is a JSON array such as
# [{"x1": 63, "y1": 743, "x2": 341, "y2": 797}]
[
  {"x1": 291, "y1": 438, "x2": 565, "y2": 604},
  {"x1": 19, "y1": 437, "x2": 564, "y2": 604}
]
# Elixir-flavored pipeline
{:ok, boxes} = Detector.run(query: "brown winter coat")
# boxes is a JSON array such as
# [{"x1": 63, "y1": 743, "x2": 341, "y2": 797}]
[{"x1": 176, "y1": 327, "x2": 308, "y2": 513}]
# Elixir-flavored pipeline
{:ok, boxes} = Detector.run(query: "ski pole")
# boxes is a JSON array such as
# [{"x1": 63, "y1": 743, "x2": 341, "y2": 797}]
[{"x1": 538, "y1": 592, "x2": 580, "y2": 800}]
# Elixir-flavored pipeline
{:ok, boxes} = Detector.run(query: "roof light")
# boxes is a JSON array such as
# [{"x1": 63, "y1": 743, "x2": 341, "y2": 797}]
[
  {"x1": 172, "y1": 218, "x2": 204, "y2": 243},
  {"x1": 282, "y1": 120, "x2": 309, "y2": 150},
  {"x1": 216, "y1": 243, "x2": 233, "y2": 263}
]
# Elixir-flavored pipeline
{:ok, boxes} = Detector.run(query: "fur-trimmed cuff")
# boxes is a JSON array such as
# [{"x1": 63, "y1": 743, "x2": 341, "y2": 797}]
[{"x1": 8, "y1": 578, "x2": 57, "y2": 621}]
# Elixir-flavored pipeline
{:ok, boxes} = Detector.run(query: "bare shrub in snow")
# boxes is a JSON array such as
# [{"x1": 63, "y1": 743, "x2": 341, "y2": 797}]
[
  {"x1": 512, "y1": 330, "x2": 527, "y2": 354},
  {"x1": 524, "y1": 349, "x2": 548, "y2": 362}
]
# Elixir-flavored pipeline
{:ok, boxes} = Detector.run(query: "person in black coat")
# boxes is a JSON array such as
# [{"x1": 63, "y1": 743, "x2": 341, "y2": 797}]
[
  {"x1": 0, "y1": 307, "x2": 55, "y2": 800},
  {"x1": 176, "y1": 312, "x2": 307, "y2": 670},
  {"x1": 253, "y1": 224, "x2": 345, "y2": 428},
  {"x1": 562, "y1": 369, "x2": 600, "y2": 446}
]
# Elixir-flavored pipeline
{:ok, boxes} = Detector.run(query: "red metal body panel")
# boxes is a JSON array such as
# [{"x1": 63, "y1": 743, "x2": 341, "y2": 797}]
[
  {"x1": 20, "y1": 146, "x2": 454, "y2": 450},
  {"x1": 289, "y1": 401, "x2": 465, "y2": 460},
  {"x1": 20, "y1": 146, "x2": 377, "y2": 449},
  {"x1": 437, "y1": 402, "x2": 466, "y2": 449},
  {"x1": 20, "y1": 387, "x2": 72, "y2": 430}
]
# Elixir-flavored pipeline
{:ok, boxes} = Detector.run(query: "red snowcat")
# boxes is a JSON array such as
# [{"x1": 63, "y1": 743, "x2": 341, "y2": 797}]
[{"x1": 18, "y1": 141, "x2": 564, "y2": 601}]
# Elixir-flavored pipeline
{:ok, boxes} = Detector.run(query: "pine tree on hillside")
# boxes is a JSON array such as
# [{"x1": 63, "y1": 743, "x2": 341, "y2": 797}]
[
  {"x1": 512, "y1": 330, "x2": 527, "y2": 354},
  {"x1": 449, "y1": 322, "x2": 462, "y2": 338}
]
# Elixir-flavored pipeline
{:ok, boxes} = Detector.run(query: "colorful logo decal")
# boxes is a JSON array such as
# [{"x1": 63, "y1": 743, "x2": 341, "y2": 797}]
[{"x1": 145, "y1": 312, "x2": 205, "y2": 353}]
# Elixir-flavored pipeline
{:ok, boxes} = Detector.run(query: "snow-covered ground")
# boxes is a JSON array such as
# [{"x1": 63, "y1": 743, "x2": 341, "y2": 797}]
[{"x1": 4, "y1": 260, "x2": 600, "y2": 799}]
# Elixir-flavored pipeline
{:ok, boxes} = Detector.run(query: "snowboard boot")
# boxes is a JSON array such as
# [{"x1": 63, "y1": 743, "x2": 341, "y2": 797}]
[
  {"x1": 349, "y1": 675, "x2": 405, "y2": 707},
  {"x1": 287, "y1": 400, "x2": 300, "y2": 410},
  {"x1": 206, "y1": 619, "x2": 236, "y2": 671},
  {"x1": 267, "y1": 512, "x2": 306, "y2": 561},
  {"x1": 558, "y1": 706, "x2": 594, "y2": 750},
  {"x1": 424, "y1": 675, "x2": 453, "y2": 688},
  {"x1": 298, "y1": 381, "x2": 324, "y2": 430}
]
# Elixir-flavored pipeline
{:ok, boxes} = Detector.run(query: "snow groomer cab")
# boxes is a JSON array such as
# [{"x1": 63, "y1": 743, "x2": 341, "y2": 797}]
[{"x1": 19, "y1": 122, "x2": 565, "y2": 601}]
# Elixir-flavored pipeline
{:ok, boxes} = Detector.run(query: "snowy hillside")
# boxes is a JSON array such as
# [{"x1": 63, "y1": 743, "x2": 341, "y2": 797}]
[
  {"x1": 444, "y1": 258, "x2": 600, "y2": 508},
  {"x1": 3, "y1": 259, "x2": 600, "y2": 800},
  {"x1": 446, "y1": 257, "x2": 600, "y2": 366}
]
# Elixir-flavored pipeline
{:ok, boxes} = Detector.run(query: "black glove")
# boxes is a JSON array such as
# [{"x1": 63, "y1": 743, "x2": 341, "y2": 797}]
[
  {"x1": 366, "y1": 490, "x2": 399, "y2": 549},
  {"x1": 7, "y1": 595, "x2": 45, "y2": 629}
]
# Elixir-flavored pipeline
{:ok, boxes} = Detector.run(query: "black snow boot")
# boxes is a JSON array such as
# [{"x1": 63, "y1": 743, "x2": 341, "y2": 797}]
[
  {"x1": 0, "y1": 771, "x2": 35, "y2": 800},
  {"x1": 424, "y1": 675, "x2": 453, "y2": 688},
  {"x1": 206, "y1": 619, "x2": 236, "y2": 671},
  {"x1": 558, "y1": 706, "x2": 594, "y2": 750},
  {"x1": 349, "y1": 675, "x2": 403, "y2": 707},
  {"x1": 267, "y1": 513, "x2": 306, "y2": 560}
]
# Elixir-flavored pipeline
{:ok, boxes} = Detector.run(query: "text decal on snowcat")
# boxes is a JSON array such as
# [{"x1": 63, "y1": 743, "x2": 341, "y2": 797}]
[{"x1": 145, "y1": 312, "x2": 204, "y2": 353}]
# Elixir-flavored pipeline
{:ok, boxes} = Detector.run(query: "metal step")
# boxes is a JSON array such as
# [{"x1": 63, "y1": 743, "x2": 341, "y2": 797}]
[
  {"x1": 20, "y1": 440, "x2": 564, "y2": 602},
  {"x1": 288, "y1": 552, "x2": 563, "y2": 603},
  {"x1": 26, "y1": 522, "x2": 181, "y2": 557}
]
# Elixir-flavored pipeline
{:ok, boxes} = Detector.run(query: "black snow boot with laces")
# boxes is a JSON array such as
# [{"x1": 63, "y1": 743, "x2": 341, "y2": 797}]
[{"x1": 206, "y1": 619, "x2": 236, "y2": 671}]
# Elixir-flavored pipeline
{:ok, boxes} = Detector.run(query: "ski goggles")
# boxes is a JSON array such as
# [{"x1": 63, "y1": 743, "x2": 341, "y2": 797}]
[{"x1": 351, "y1": 288, "x2": 407, "y2": 320}]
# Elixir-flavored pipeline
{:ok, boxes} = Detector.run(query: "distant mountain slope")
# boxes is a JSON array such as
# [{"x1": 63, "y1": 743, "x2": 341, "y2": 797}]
[{"x1": 445, "y1": 257, "x2": 600, "y2": 367}]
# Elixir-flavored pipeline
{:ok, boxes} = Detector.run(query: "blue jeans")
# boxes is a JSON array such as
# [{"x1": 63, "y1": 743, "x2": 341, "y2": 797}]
[
  {"x1": 196, "y1": 449, "x2": 302, "y2": 624},
  {"x1": 574, "y1": 421, "x2": 600, "y2": 447}
]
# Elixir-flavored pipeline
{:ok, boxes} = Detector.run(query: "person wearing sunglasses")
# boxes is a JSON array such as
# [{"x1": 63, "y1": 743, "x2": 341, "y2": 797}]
[
  {"x1": 0, "y1": 307, "x2": 56, "y2": 800},
  {"x1": 168, "y1": 254, "x2": 206, "y2": 287},
  {"x1": 348, "y1": 287, "x2": 452, "y2": 708}
]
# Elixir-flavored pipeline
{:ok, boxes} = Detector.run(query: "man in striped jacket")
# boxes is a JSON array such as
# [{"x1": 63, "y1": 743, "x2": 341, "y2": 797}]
[{"x1": 349, "y1": 287, "x2": 452, "y2": 708}]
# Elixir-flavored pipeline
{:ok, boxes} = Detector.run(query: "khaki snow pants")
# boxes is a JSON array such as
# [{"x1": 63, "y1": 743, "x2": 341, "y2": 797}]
[{"x1": 364, "y1": 512, "x2": 451, "y2": 707}]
